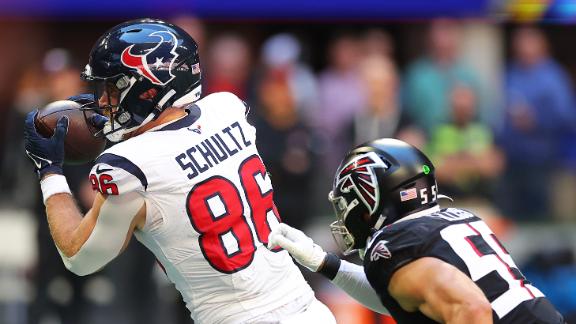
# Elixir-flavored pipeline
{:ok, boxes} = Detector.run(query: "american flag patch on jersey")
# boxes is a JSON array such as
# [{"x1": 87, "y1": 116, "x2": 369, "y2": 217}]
[{"x1": 400, "y1": 188, "x2": 417, "y2": 202}]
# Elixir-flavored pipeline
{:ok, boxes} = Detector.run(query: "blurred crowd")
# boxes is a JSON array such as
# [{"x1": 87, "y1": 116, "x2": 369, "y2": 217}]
[{"x1": 1, "y1": 17, "x2": 576, "y2": 324}]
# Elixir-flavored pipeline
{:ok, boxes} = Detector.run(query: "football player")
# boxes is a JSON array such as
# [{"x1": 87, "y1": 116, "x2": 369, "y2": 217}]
[
  {"x1": 23, "y1": 19, "x2": 336, "y2": 324},
  {"x1": 268, "y1": 138, "x2": 565, "y2": 323}
]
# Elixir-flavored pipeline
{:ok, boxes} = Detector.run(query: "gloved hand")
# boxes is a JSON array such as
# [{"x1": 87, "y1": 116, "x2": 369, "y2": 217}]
[
  {"x1": 67, "y1": 93, "x2": 95, "y2": 106},
  {"x1": 68, "y1": 93, "x2": 109, "y2": 132},
  {"x1": 24, "y1": 110, "x2": 68, "y2": 179},
  {"x1": 89, "y1": 114, "x2": 109, "y2": 130},
  {"x1": 268, "y1": 223, "x2": 327, "y2": 272}
]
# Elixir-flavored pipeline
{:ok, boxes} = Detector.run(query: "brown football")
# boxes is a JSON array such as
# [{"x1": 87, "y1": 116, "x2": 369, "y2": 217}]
[{"x1": 34, "y1": 100, "x2": 107, "y2": 165}]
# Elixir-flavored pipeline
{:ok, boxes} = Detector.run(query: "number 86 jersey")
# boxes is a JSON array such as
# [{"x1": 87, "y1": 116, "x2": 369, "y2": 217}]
[{"x1": 89, "y1": 92, "x2": 313, "y2": 324}]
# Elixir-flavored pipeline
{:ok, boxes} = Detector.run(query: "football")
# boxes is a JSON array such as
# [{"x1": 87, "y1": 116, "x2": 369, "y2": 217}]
[{"x1": 34, "y1": 100, "x2": 107, "y2": 164}]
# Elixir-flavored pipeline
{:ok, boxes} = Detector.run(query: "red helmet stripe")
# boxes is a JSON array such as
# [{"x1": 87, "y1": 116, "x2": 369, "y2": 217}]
[{"x1": 358, "y1": 180, "x2": 375, "y2": 195}]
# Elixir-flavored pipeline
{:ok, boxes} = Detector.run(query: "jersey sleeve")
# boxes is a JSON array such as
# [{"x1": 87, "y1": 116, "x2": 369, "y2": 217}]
[
  {"x1": 89, "y1": 153, "x2": 148, "y2": 195},
  {"x1": 364, "y1": 224, "x2": 428, "y2": 293}
]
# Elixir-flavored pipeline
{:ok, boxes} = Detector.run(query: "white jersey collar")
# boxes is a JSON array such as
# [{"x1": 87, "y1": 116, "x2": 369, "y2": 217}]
[{"x1": 146, "y1": 105, "x2": 202, "y2": 132}]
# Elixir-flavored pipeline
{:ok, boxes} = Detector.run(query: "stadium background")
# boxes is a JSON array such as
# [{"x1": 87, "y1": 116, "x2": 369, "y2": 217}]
[{"x1": 1, "y1": 0, "x2": 576, "y2": 323}]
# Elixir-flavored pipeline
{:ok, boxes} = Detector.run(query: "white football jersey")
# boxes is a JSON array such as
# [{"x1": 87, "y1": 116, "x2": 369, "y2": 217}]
[{"x1": 89, "y1": 92, "x2": 313, "y2": 324}]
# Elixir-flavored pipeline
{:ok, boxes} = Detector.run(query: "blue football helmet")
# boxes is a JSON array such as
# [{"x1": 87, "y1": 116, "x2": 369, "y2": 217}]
[{"x1": 81, "y1": 18, "x2": 202, "y2": 142}]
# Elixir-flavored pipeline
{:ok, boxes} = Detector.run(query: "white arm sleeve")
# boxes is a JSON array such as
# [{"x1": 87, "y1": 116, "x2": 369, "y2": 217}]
[
  {"x1": 57, "y1": 192, "x2": 145, "y2": 276},
  {"x1": 332, "y1": 260, "x2": 390, "y2": 314}
]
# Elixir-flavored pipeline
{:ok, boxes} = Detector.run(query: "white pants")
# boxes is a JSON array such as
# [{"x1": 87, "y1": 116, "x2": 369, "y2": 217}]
[{"x1": 244, "y1": 294, "x2": 336, "y2": 324}]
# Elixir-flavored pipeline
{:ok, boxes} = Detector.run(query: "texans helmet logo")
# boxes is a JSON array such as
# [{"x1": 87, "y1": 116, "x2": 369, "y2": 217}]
[
  {"x1": 336, "y1": 152, "x2": 388, "y2": 215},
  {"x1": 121, "y1": 31, "x2": 179, "y2": 85}
]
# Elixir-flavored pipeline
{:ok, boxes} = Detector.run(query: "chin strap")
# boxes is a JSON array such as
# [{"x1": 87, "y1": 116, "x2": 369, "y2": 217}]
[
  {"x1": 373, "y1": 214, "x2": 387, "y2": 231},
  {"x1": 173, "y1": 85, "x2": 202, "y2": 107},
  {"x1": 155, "y1": 89, "x2": 177, "y2": 110}
]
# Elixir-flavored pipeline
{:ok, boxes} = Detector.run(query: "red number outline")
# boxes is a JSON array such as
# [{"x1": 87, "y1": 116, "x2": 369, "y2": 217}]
[
  {"x1": 239, "y1": 155, "x2": 281, "y2": 245},
  {"x1": 90, "y1": 173, "x2": 119, "y2": 195},
  {"x1": 186, "y1": 155, "x2": 281, "y2": 273}
]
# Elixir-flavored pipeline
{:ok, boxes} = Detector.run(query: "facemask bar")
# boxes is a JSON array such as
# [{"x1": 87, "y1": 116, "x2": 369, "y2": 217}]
[
  {"x1": 82, "y1": 73, "x2": 136, "y2": 142},
  {"x1": 329, "y1": 220, "x2": 356, "y2": 255},
  {"x1": 79, "y1": 101, "x2": 107, "y2": 139},
  {"x1": 328, "y1": 191, "x2": 359, "y2": 255}
]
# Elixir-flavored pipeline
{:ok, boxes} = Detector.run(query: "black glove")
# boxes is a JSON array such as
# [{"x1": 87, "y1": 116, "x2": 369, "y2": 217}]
[
  {"x1": 24, "y1": 110, "x2": 69, "y2": 179},
  {"x1": 89, "y1": 114, "x2": 108, "y2": 130},
  {"x1": 67, "y1": 93, "x2": 95, "y2": 106},
  {"x1": 68, "y1": 93, "x2": 109, "y2": 132}
]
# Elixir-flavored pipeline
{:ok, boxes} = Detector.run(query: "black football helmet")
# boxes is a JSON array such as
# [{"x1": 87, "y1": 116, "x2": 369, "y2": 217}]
[
  {"x1": 81, "y1": 18, "x2": 202, "y2": 142},
  {"x1": 329, "y1": 138, "x2": 440, "y2": 255}
]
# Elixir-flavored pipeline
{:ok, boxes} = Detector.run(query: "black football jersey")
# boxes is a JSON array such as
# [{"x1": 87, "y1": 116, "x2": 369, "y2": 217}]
[{"x1": 364, "y1": 208, "x2": 564, "y2": 324}]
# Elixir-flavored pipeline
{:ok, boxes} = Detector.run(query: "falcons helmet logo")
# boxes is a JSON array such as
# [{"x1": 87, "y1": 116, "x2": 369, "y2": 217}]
[
  {"x1": 335, "y1": 152, "x2": 388, "y2": 215},
  {"x1": 121, "y1": 30, "x2": 179, "y2": 85}
]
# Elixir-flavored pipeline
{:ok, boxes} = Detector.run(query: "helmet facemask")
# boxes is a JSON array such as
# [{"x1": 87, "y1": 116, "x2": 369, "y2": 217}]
[
  {"x1": 82, "y1": 69, "x2": 165, "y2": 142},
  {"x1": 328, "y1": 191, "x2": 360, "y2": 256}
]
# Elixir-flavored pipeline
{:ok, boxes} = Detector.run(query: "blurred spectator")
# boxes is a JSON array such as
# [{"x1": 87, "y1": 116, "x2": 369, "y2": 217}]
[
  {"x1": 204, "y1": 33, "x2": 252, "y2": 100},
  {"x1": 351, "y1": 28, "x2": 426, "y2": 150},
  {"x1": 0, "y1": 66, "x2": 45, "y2": 205},
  {"x1": 498, "y1": 26, "x2": 576, "y2": 221},
  {"x1": 360, "y1": 28, "x2": 394, "y2": 58},
  {"x1": 252, "y1": 72, "x2": 316, "y2": 230},
  {"x1": 403, "y1": 19, "x2": 485, "y2": 136},
  {"x1": 315, "y1": 32, "x2": 366, "y2": 174},
  {"x1": 171, "y1": 15, "x2": 206, "y2": 50},
  {"x1": 350, "y1": 46, "x2": 415, "y2": 145},
  {"x1": 428, "y1": 84, "x2": 504, "y2": 200},
  {"x1": 260, "y1": 33, "x2": 319, "y2": 124}
]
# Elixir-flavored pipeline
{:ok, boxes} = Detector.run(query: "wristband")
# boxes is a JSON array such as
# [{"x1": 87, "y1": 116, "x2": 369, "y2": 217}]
[
  {"x1": 40, "y1": 174, "x2": 71, "y2": 204},
  {"x1": 38, "y1": 165, "x2": 64, "y2": 179},
  {"x1": 317, "y1": 252, "x2": 341, "y2": 280}
]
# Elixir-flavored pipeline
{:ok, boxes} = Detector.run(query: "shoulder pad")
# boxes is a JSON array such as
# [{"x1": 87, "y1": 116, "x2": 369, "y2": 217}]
[
  {"x1": 364, "y1": 226, "x2": 427, "y2": 288},
  {"x1": 198, "y1": 92, "x2": 248, "y2": 116}
]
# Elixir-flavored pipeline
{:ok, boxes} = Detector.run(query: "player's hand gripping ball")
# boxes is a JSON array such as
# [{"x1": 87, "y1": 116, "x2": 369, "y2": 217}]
[{"x1": 34, "y1": 100, "x2": 107, "y2": 164}]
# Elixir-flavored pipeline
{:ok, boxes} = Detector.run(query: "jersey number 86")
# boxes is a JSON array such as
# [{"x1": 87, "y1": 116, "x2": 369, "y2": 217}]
[{"x1": 186, "y1": 155, "x2": 280, "y2": 273}]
